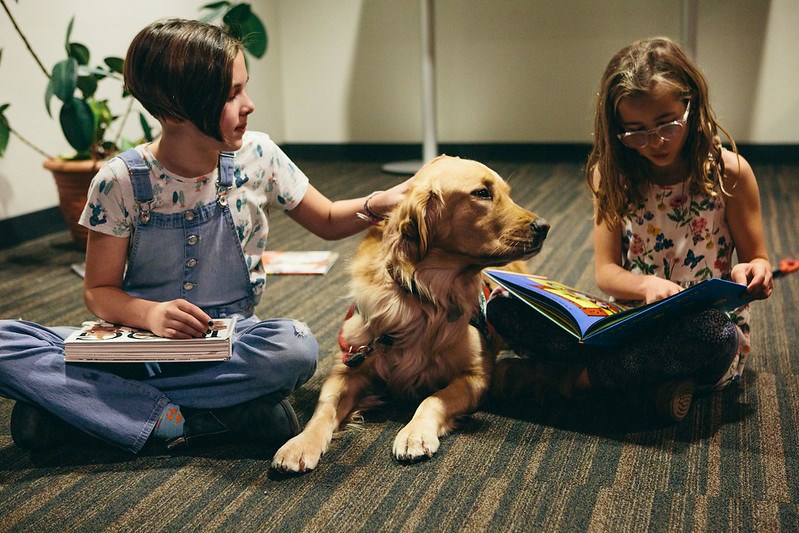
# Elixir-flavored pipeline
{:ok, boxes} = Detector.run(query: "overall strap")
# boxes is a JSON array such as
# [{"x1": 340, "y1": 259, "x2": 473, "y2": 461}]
[
  {"x1": 218, "y1": 151, "x2": 235, "y2": 187},
  {"x1": 118, "y1": 148, "x2": 154, "y2": 224},
  {"x1": 117, "y1": 149, "x2": 153, "y2": 202},
  {"x1": 216, "y1": 151, "x2": 235, "y2": 206}
]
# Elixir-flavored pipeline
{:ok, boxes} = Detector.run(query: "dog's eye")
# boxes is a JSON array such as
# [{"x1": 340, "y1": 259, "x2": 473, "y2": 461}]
[{"x1": 471, "y1": 188, "x2": 493, "y2": 200}]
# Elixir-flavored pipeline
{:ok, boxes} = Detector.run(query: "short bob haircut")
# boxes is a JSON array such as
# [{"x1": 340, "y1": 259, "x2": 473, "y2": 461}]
[{"x1": 124, "y1": 18, "x2": 242, "y2": 142}]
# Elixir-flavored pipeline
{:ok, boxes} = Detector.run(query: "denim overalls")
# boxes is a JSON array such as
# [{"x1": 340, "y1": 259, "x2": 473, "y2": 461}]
[{"x1": 0, "y1": 149, "x2": 317, "y2": 453}]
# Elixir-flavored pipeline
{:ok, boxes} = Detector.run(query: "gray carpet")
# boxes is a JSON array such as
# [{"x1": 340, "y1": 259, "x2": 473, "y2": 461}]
[{"x1": 1, "y1": 159, "x2": 797, "y2": 532}]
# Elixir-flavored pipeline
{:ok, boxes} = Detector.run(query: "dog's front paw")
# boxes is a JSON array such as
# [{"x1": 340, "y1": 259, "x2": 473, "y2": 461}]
[
  {"x1": 392, "y1": 422, "x2": 440, "y2": 461},
  {"x1": 271, "y1": 434, "x2": 326, "y2": 473}
]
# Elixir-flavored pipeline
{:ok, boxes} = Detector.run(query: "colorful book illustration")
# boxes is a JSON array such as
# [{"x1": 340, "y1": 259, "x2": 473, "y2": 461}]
[
  {"x1": 483, "y1": 269, "x2": 749, "y2": 346},
  {"x1": 262, "y1": 251, "x2": 339, "y2": 275},
  {"x1": 64, "y1": 318, "x2": 236, "y2": 363}
]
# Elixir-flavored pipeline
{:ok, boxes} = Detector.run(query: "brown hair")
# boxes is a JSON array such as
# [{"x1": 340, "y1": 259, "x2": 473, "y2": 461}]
[
  {"x1": 124, "y1": 18, "x2": 242, "y2": 142},
  {"x1": 586, "y1": 37, "x2": 737, "y2": 229}
]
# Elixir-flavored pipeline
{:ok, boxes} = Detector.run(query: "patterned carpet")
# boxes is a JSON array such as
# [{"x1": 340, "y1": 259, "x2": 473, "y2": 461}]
[{"x1": 0, "y1": 159, "x2": 797, "y2": 532}]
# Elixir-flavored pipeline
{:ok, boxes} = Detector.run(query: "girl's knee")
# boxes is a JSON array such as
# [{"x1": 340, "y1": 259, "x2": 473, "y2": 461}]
[
  {"x1": 237, "y1": 319, "x2": 318, "y2": 385},
  {"x1": 691, "y1": 309, "x2": 737, "y2": 353}
]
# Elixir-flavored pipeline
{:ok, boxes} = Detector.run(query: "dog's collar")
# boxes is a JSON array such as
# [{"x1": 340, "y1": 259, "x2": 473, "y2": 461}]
[{"x1": 338, "y1": 302, "x2": 394, "y2": 367}]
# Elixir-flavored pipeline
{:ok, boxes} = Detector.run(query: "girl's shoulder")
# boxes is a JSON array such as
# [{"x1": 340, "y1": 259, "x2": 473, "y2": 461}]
[
  {"x1": 236, "y1": 131, "x2": 280, "y2": 161},
  {"x1": 720, "y1": 148, "x2": 755, "y2": 185},
  {"x1": 93, "y1": 149, "x2": 146, "y2": 189}
]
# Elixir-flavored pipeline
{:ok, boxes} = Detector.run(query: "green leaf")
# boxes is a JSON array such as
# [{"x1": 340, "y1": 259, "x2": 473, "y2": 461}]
[
  {"x1": 239, "y1": 12, "x2": 267, "y2": 58},
  {"x1": 60, "y1": 97, "x2": 94, "y2": 153},
  {"x1": 51, "y1": 58, "x2": 78, "y2": 102},
  {"x1": 199, "y1": 1, "x2": 230, "y2": 22},
  {"x1": 76, "y1": 75, "x2": 98, "y2": 99},
  {"x1": 139, "y1": 112, "x2": 153, "y2": 142},
  {"x1": 68, "y1": 42, "x2": 90, "y2": 65},
  {"x1": 202, "y1": 1, "x2": 231, "y2": 9},
  {"x1": 223, "y1": 4, "x2": 267, "y2": 58},
  {"x1": 65, "y1": 16, "x2": 75, "y2": 55},
  {"x1": 104, "y1": 57, "x2": 124, "y2": 74},
  {"x1": 0, "y1": 104, "x2": 9, "y2": 157},
  {"x1": 223, "y1": 2, "x2": 250, "y2": 25},
  {"x1": 44, "y1": 79, "x2": 55, "y2": 117}
]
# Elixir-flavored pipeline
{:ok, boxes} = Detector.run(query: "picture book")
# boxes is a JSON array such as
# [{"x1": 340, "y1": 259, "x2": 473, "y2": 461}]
[
  {"x1": 262, "y1": 251, "x2": 339, "y2": 275},
  {"x1": 483, "y1": 269, "x2": 750, "y2": 346},
  {"x1": 64, "y1": 318, "x2": 236, "y2": 363}
]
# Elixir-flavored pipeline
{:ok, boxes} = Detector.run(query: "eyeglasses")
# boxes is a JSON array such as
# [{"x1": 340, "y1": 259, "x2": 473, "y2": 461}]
[{"x1": 617, "y1": 101, "x2": 691, "y2": 149}]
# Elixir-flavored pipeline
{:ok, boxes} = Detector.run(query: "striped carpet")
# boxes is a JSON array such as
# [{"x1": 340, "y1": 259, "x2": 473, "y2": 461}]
[{"x1": 1, "y1": 159, "x2": 797, "y2": 532}]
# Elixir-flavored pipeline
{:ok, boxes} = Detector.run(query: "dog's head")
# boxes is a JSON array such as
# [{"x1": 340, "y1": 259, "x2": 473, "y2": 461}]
[{"x1": 383, "y1": 155, "x2": 549, "y2": 288}]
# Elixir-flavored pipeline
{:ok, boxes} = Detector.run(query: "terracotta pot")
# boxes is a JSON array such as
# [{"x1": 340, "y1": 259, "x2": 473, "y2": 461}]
[{"x1": 43, "y1": 158, "x2": 104, "y2": 251}]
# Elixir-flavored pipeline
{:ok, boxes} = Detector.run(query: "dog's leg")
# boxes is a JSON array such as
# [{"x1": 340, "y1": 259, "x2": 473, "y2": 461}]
[
  {"x1": 392, "y1": 369, "x2": 488, "y2": 461},
  {"x1": 272, "y1": 363, "x2": 367, "y2": 473}
]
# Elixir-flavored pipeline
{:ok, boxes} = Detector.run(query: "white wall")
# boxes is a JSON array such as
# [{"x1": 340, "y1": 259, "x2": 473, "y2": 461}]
[{"x1": 1, "y1": 0, "x2": 797, "y2": 220}]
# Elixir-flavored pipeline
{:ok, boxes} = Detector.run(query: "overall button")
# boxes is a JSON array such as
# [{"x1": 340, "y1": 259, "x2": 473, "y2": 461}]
[
  {"x1": 183, "y1": 282, "x2": 195, "y2": 291},
  {"x1": 186, "y1": 258, "x2": 198, "y2": 268},
  {"x1": 186, "y1": 235, "x2": 199, "y2": 245},
  {"x1": 184, "y1": 210, "x2": 196, "y2": 221}
]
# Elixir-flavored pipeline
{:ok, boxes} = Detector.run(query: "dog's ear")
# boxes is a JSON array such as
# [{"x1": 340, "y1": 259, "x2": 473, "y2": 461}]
[{"x1": 385, "y1": 186, "x2": 443, "y2": 285}]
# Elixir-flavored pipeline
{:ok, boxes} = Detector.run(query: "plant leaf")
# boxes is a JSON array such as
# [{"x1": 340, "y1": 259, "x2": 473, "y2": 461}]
[
  {"x1": 139, "y1": 112, "x2": 153, "y2": 142},
  {"x1": 0, "y1": 104, "x2": 9, "y2": 157},
  {"x1": 76, "y1": 75, "x2": 98, "y2": 99},
  {"x1": 51, "y1": 58, "x2": 78, "y2": 102},
  {"x1": 68, "y1": 42, "x2": 90, "y2": 65},
  {"x1": 239, "y1": 11, "x2": 267, "y2": 58},
  {"x1": 65, "y1": 16, "x2": 75, "y2": 55},
  {"x1": 223, "y1": 3, "x2": 267, "y2": 58},
  {"x1": 199, "y1": 1, "x2": 230, "y2": 22},
  {"x1": 44, "y1": 79, "x2": 55, "y2": 117},
  {"x1": 60, "y1": 97, "x2": 94, "y2": 153},
  {"x1": 104, "y1": 57, "x2": 124, "y2": 74}
]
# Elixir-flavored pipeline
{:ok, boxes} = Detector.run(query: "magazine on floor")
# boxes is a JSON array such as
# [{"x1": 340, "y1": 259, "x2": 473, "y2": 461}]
[{"x1": 262, "y1": 250, "x2": 339, "y2": 275}]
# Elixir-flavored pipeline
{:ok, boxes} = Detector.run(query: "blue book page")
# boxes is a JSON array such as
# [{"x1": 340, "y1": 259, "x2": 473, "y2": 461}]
[{"x1": 484, "y1": 270, "x2": 626, "y2": 338}]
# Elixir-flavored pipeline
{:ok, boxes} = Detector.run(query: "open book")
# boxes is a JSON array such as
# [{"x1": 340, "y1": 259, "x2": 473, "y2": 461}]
[
  {"x1": 64, "y1": 318, "x2": 236, "y2": 363},
  {"x1": 484, "y1": 269, "x2": 749, "y2": 346},
  {"x1": 262, "y1": 251, "x2": 339, "y2": 275}
]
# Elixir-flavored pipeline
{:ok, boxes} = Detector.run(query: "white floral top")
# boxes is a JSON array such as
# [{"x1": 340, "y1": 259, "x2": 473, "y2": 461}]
[
  {"x1": 621, "y1": 181, "x2": 750, "y2": 388},
  {"x1": 78, "y1": 131, "x2": 309, "y2": 302}
]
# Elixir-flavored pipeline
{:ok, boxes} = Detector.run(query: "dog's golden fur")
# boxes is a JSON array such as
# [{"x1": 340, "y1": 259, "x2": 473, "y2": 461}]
[{"x1": 272, "y1": 156, "x2": 548, "y2": 472}]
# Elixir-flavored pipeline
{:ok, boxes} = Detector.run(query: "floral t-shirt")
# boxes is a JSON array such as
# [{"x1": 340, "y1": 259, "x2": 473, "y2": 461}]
[
  {"x1": 78, "y1": 131, "x2": 309, "y2": 303},
  {"x1": 621, "y1": 181, "x2": 750, "y2": 388}
]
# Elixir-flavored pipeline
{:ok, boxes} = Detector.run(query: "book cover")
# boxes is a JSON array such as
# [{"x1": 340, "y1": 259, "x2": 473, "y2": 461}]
[
  {"x1": 262, "y1": 251, "x2": 339, "y2": 275},
  {"x1": 484, "y1": 269, "x2": 749, "y2": 346},
  {"x1": 64, "y1": 318, "x2": 236, "y2": 363}
]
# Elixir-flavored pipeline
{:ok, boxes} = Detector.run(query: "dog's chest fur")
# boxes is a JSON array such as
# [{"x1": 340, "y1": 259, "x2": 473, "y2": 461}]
[{"x1": 344, "y1": 274, "x2": 487, "y2": 399}]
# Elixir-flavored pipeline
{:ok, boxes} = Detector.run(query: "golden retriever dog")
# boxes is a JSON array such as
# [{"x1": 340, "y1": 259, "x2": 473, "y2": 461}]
[{"x1": 271, "y1": 155, "x2": 549, "y2": 473}]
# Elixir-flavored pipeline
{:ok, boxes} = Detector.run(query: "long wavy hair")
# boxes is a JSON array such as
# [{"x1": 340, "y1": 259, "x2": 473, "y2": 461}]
[{"x1": 586, "y1": 37, "x2": 737, "y2": 229}]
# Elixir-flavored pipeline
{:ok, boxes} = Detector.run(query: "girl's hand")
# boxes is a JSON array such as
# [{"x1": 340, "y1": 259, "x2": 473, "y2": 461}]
[
  {"x1": 642, "y1": 276, "x2": 683, "y2": 304},
  {"x1": 146, "y1": 299, "x2": 214, "y2": 339},
  {"x1": 731, "y1": 261, "x2": 773, "y2": 301},
  {"x1": 367, "y1": 177, "x2": 415, "y2": 217}
]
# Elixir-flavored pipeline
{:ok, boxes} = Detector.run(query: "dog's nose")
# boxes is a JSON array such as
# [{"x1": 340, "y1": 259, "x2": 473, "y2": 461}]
[{"x1": 532, "y1": 218, "x2": 550, "y2": 237}]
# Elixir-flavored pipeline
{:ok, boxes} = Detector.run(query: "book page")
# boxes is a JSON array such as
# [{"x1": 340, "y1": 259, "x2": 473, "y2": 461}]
[{"x1": 484, "y1": 270, "x2": 625, "y2": 338}]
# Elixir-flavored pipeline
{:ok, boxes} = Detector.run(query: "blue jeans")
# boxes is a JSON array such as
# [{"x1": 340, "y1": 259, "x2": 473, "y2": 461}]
[{"x1": 0, "y1": 315, "x2": 317, "y2": 453}]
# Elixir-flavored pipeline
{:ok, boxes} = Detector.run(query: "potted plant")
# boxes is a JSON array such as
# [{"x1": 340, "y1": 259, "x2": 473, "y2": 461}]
[{"x1": 0, "y1": 1, "x2": 267, "y2": 250}]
